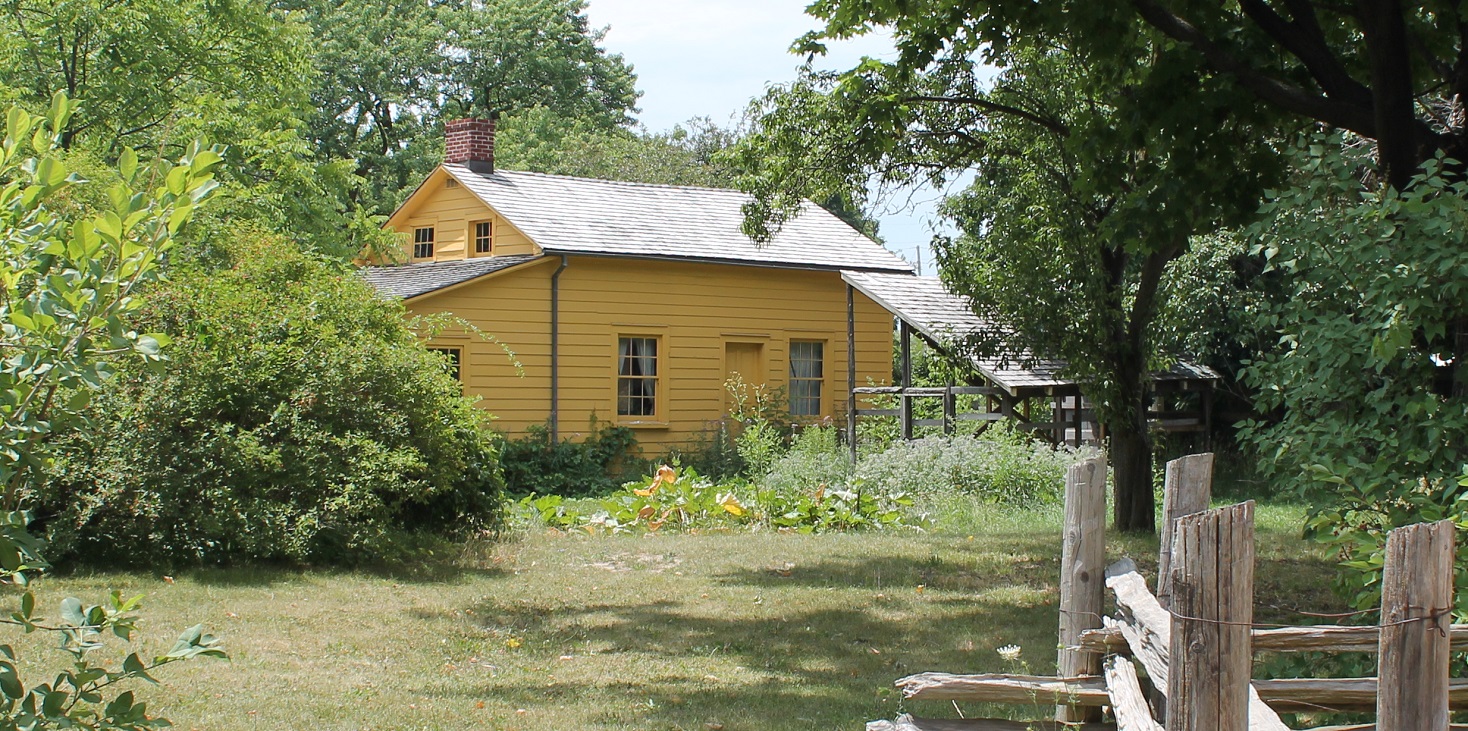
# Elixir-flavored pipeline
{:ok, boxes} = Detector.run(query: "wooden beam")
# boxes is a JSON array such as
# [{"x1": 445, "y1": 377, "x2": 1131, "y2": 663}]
[
  {"x1": 896, "y1": 673, "x2": 1108, "y2": 705},
  {"x1": 1104, "y1": 561, "x2": 1290, "y2": 731},
  {"x1": 1253, "y1": 677, "x2": 1468, "y2": 712},
  {"x1": 867, "y1": 715, "x2": 1115, "y2": 731},
  {"x1": 847, "y1": 283, "x2": 857, "y2": 461},
  {"x1": 1378, "y1": 520, "x2": 1455, "y2": 731},
  {"x1": 1057, "y1": 457, "x2": 1107, "y2": 723},
  {"x1": 894, "y1": 671, "x2": 1468, "y2": 712},
  {"x1": 900, "y1": 320, "x2": 913, "y2": 440},
  {"x1": 1157, "y1": 453, "x2": 1214, "y2": 608},
  {"x1": 1105, "y1": 656, "x2": 1163, "y2": 731},
  {"x1": 1167, "y1": 502, "x2": 1254, "y2": 731},
  {"x1": 1078, "y1": 623, "x2": 1468, "y2": 655}
]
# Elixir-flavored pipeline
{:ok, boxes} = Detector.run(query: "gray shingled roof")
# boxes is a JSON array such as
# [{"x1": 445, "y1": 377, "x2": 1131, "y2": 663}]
[
  {"x1": 444, "y1": 165, "x2": 914, "y2": 273},
  {"x1": 842, "y1": 271, "x2": 1218, "y2": 394},
  {"x1": 361, "y1": 254, "x2": 543, "y2": 299}
]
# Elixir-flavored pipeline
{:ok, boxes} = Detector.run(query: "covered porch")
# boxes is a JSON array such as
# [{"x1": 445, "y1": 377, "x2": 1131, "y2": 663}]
[{"x1": 839, "y1": 271, "x2": 1218, "y2": 454}]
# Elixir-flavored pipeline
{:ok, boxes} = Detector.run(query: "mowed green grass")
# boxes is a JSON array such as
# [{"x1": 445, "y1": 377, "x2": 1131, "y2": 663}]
[{"x1": 8, "y1": 502, "x2": 1337, "y2": 730}]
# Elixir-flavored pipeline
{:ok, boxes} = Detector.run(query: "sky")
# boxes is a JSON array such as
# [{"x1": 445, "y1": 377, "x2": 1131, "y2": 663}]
[{"x1": 582, "y1": 0, "x2": 963, "y2": 274}]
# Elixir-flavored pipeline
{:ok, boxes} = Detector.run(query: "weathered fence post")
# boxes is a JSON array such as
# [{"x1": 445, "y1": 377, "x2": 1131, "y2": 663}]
[
  {"x1": 1057, "y1": 455, "x2": 1107, "y2": 723},
  {"x1": 1377, "y1": 519, "x2": 1455, "y2": 731},
  {"x1": 1157, "y1": 453, "x2": 1214, "y2": 608},
  {"x1": 1167, "y1": 501, "x2": 1254, "y2": 731}
]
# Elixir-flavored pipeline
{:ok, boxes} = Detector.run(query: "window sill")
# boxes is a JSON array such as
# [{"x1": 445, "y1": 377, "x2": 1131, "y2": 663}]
[{"x1": 617, "y1": 420, "x2": 670, "y2": 429}]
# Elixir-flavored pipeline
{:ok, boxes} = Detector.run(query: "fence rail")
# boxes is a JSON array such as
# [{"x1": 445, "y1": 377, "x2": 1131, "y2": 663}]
[{"x1": 867, "y1": 452, "x2": 1459, "y2": 731}]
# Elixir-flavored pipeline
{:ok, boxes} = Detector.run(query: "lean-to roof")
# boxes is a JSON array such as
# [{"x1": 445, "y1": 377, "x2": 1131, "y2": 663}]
[
  {"x1": 361, "y1": 254, "x2": 543, "y2": 300},
  {"x1": 841, "y1": 271, "x2": 1218, "y2": 394}
]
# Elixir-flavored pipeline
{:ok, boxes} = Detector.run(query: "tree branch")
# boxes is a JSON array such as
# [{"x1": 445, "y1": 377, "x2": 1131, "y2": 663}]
[
  {"x1": 1130, "y1": 0, "x2": 1379, "y2": 136},
  {"x1": 1240, "y1": 0, "x2": 1374, "y2": 109},
  {"x1": 901, "y1": 94, "x2": 1070, "y2": 136}
]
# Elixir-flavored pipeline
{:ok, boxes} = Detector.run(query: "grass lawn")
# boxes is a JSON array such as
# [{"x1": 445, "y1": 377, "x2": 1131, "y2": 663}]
[{"x1": 11, "y1": 503, "x2": 1339, "y2": 730}]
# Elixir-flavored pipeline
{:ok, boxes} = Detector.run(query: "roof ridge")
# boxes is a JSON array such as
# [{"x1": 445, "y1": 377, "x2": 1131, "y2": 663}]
[{"x1": 447, "y1": 164, "x2": 762, "y2": 196}]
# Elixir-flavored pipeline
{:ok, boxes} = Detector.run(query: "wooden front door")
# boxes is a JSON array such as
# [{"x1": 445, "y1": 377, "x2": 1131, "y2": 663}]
[{"x1": 723, "y1": 341, "x2": 765, "y2": 416}]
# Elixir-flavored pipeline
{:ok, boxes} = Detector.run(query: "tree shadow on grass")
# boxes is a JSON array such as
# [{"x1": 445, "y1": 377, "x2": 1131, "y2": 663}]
[
  {"x1": 161, "y1": 548, "x2": 511, "y2": 587},
  {"x1": 454, "y1": 552, "x2": 1066, "y2": 730}
]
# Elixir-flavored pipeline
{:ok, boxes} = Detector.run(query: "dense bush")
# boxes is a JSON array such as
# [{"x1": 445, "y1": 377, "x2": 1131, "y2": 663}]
[
  {"x1": 516, "y1": 463, "x2": 921, "y2": 534},
  {"x1": 857, "y1": 428, "x2": 1093, "y2": 507},
  {"x1": 498, "y1": 420, "x2": 640, "y2": 497},
  {"x1": 760, "y1": 425, "x2": 855, "y2": 495},
  {"x1": 39, "y1": 231, "x2": 505, "y2": 566},
  {"x1": 1238, "y1": 141, "x2": 1468, "y2": 610}
]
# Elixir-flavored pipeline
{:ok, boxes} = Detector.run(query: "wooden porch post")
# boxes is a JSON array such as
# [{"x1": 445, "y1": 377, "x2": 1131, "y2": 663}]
[
  {"x1": 899, "y1": 319, "x2": 913, "y2": 440},
  {"x1": 847, "y1": 283, "x2": 857, "y2": 461}
]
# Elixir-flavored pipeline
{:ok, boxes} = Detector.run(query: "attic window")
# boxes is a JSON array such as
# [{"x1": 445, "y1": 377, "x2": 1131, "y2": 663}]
[
  {"x1": 445, "y1": 178, "x2": 460, "y2": 188},
  {"x1": 474, "y1": 221, "x2": 493, "y2": 254},
  {"x1": 413, "y1": 227, "x2": 435, "y2": 259}
]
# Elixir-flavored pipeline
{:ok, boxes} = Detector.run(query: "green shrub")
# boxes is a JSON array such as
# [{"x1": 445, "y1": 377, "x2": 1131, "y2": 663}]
[
  {"x1": 661, "y1": 421, "x2": 746, "y2": 481},
  {"x1": 513, "y1": 463, "x2": 925, "y2": 534},
  {"x1": 856, "y1": 426, "x2": 1092, "y2": 507},
  {"x1": 39, "y1": 230, "x2": 505, "y2": 566},
  {"x1": 759, "y1": 424, "x2": 854, "y2": 495},
  {"x1": 498, "y1": 420, "x2": 640, "y2": 497}
]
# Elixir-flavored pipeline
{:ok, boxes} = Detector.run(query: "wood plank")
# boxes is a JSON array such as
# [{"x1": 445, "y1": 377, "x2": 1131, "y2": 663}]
[
  {"x1": 1168, "y1": 502, "x2": 1254, "y2": 731},
  {"x1": 1105, "y1": 565, "x2": 1171, "y2": 689},
  {"x1": 1304, "y1": 725, "x2": 1468, "y2": 731},
  {"x1": 895, "y1": 671, "x2": 1468, "y2": 712},
  {"x1": 1105, "y1": 656, "x2": 1163, "y2": 731},
  {"x1": 1254, "y1": 677, "x2": 1468, "y2": 712},
  {"x1": 1058, "y1": 457, "x2": 1107, "y2": 723},
  {"x1": 1157, "y1": 453, "x2": 1213, "y2": 608},
  {"x1": 1104, "y1": 561, "x2": 1290, "y2": 731},
  {"x1": 1077, "y1": 623, "x2": 1468, "y2": 655},
  {"x1": 895, "y1": 673, "x2": 1110, "y2": 705},
  {"x1": 867, "y1": 715, "x2": 1114, "y2": 731},
  {"x1": 1378, "y1": 520, "x2": 1455, "y2": 731}
]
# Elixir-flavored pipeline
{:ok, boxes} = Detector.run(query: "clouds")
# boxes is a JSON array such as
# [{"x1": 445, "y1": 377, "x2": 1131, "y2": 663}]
[
  {"x1": 584, "y1": 0, "x2": 892, "y2": 131},
  {"x1": 583, "y1": 0, "x2": 944, "y2": 269}
]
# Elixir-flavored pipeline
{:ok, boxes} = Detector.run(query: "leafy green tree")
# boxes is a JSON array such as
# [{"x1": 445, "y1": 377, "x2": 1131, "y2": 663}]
[
  {"x1": 733, "y1": 36, "x2": 1278, "y2": 530},
  {"x1": 0, "y1": 0, "x2": 387, "y2": 259},
  {"x1": 495, "y1": 109, "x2": 739, "y2": 188},
  {"x1": 1239, "y1": 140, "x2": 1468, "y2": 609},
  {"x1": 41, "y1": 230, "x2": 506, "y2": 566},
  {"x1": 0, "y1": 0, "x2": 307, "y2": 152},
  {"x1": 0, "y1": 94, "x2": 226, "y2": 730},
  {"x1": 288, "y1": 0, "x2": 640, "y2": 211}
]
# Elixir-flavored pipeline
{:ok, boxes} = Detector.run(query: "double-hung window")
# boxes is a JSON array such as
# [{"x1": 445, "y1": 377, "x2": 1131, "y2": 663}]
[
  {"x1": 789, "y1": 341, "x2": 824, "y2": 416},
  {"x1": 473, "y1": 221, "x2": 493, "y2": 254},
  {"x1": 427, "y1": 346, "x2": 462, "y2": 381},
  {"x1": 412, "y1": 227, "x2": 435, "y2": 259},
  {"x1": 616, "y1": 336, "x2": 659, "y2": 417}
]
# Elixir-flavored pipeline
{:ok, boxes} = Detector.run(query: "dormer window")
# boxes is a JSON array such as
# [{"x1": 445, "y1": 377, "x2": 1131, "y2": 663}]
[
  {"x1": 413, "y1": 227, "x2": 435, "y2": 259},
  {"x1": 473, "y1": 221, "x2": 493, "y2": 254}
]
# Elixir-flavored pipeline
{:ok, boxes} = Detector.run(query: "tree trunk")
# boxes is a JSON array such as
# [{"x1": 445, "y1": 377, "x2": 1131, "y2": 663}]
[{"x1": 1109, "y1": 413, "x2": 1155, "y2": 533}]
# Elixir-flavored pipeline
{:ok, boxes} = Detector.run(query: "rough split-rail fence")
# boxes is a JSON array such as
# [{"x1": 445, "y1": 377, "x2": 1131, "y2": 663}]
[{"x1": 869, "y1": 453, "x2": 1463, "y2": 731}]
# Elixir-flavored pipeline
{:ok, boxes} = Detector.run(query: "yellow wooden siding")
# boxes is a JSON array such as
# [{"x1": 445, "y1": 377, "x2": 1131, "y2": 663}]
[
  {"x1": 390, "y1": 169, "x2": 540, "y2": 261},
  {"x1": 405, "y1": 255, "x2": 893, "y2": 452}
]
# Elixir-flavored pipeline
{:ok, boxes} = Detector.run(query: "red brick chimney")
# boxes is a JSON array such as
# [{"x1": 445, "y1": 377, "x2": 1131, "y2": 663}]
[{"x1": 444, "y1": 114, "x2": 497, "y2": 174}]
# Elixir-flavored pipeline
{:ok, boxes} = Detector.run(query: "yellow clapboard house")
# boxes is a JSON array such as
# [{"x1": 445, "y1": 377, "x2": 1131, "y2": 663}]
[{"x1": 363, "y1": 117, "x2": 914, "y2": 450}]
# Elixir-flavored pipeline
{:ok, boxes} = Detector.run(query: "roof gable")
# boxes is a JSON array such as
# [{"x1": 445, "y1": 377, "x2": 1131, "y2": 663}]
[{"x1": 441, "y1": 165, "x2": 914, "y2": 273}]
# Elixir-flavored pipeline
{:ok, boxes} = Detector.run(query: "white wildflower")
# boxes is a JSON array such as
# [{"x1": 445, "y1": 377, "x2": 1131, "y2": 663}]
[{"x1": 996, "y1": 644, "x2": 1022, "y2": 662}]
